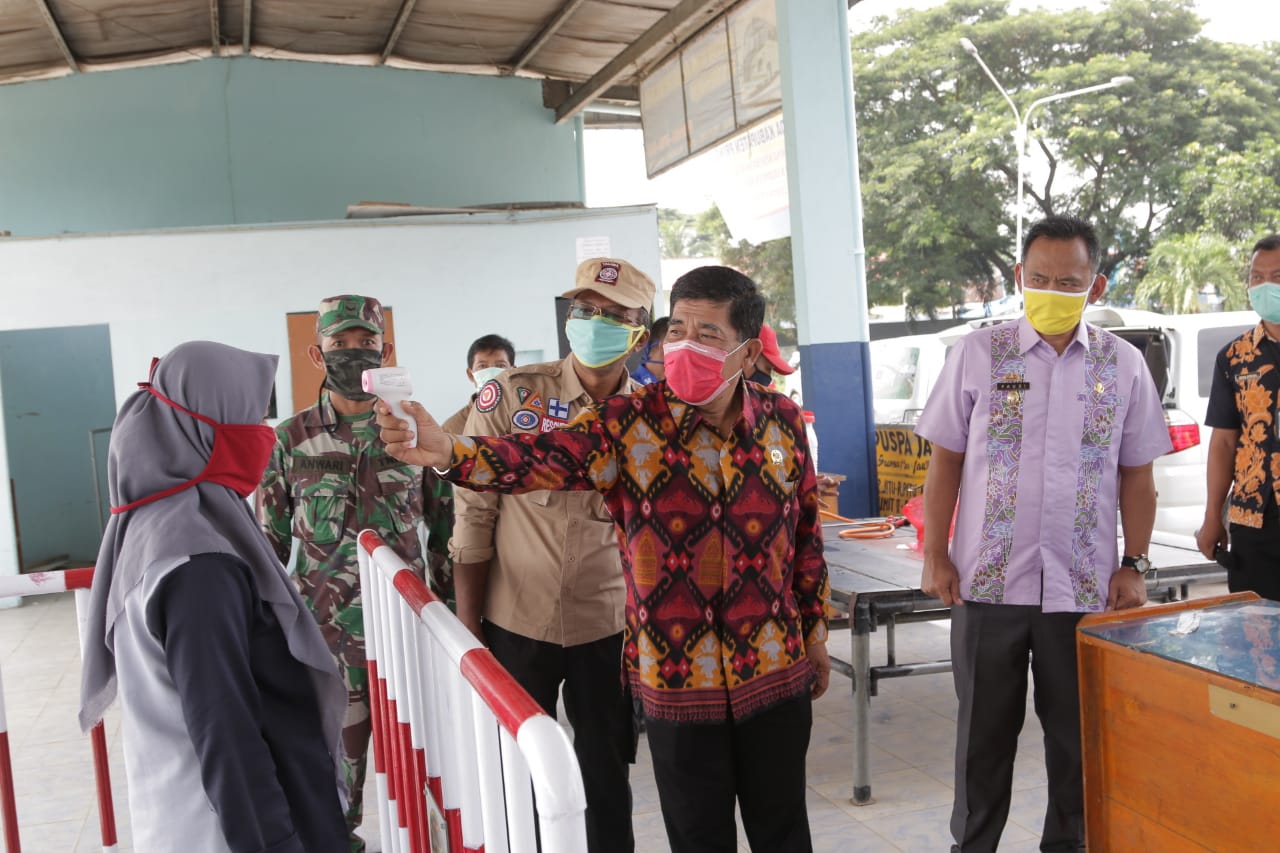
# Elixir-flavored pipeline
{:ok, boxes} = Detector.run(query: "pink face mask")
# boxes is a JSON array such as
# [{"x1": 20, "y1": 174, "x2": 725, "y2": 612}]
[{"x1": 663, "y1": 339, "x2": 748, "y2": 406}]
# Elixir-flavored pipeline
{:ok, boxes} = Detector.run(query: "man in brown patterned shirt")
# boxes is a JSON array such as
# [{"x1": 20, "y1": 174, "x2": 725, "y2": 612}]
[{"x1": 1200, "y1": 234, "x2": 1280, "y2": 600}]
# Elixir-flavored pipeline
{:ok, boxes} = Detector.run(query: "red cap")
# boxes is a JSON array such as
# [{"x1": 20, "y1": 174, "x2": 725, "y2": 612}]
[{"x1": 758, "y1": 324, "x2": 795, "y2": 375}]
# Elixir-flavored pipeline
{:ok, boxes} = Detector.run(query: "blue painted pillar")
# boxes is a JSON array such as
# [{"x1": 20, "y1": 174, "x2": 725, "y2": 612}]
[{"x1": 776, "y1": 0, "x2": 877, "y2": 517}]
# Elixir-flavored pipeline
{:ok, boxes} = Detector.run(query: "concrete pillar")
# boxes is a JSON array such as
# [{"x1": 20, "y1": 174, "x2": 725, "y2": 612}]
[{"x1": 777, "y1": 0, "x2": 878, "y2": 516}]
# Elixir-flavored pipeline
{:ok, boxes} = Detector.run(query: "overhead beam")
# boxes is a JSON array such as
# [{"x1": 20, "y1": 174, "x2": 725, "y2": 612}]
[
  {"x1": 379, "y1": 0, "x2": 420, "y2": 64},
  {"x1": 506, "y1": 0, "x2": 589, "y2": 76},
  {"x1": 553, "y1": 0, "x2": 733, "y2": 124},
  {"x1": 242, "y1": 0, "x2": 252, "y2": 52},
  {"x1": 210, "y1": 0, "x2": 221, "y2": 56},
  {"x1": 543, "y1": 80, "x2": 638, "y2": 109},
  {"x1": 32, "y1": 0, "x2": 79, "y2": 73}
]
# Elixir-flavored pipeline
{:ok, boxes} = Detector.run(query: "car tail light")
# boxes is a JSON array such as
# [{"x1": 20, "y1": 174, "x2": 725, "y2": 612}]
[{"x1": 1164, "y1": 409, "x2": 1200, "y2": 454}]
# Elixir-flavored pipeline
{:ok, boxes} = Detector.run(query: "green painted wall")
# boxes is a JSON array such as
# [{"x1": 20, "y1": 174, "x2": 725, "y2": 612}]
[{"x1": 0, "y1": 58, "x2": 584, "y2": 236}]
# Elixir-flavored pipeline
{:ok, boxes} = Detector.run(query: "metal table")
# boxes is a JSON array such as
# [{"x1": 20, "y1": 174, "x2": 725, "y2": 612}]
[{"x1": 820, "y1": 524, "x2": 1224, "y2": 806}]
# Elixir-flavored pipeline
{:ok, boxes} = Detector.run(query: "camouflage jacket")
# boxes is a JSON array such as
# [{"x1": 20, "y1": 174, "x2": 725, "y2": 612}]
[{"x1": 257, "y1": 393, "x2": 452, "y2": 652}]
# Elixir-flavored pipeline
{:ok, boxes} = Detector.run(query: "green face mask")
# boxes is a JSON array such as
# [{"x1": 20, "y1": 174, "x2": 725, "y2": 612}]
[
  {"x1": 1023, "y1": 286, "x2": 1090, "y2": 336},
  {"x1": 565, "y1": 317, "x2": 644, "y2": 368},
  {"x1": 322, "y1": 348, "x2": 382, "y2": 400},
  {"x1": 1249, "y1": 283, "x2": 1280, "y2": 324}
]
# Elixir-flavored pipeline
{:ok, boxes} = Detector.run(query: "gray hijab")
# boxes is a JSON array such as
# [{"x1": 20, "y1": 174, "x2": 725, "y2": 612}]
[{"x1": 78, "y1": 341, "x2": 345, "y2": 765}]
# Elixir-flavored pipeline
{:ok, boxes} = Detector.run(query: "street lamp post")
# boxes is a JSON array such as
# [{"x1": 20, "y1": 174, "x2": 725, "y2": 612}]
[{"x1": 959, "y1": 37, "x2": 1133, "y2": 263}]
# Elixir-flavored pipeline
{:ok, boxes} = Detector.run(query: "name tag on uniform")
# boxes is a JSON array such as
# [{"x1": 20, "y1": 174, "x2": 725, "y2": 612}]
[
  {"x1": 996, "y1": 380, "x2": 1031, "y2": 391},
  {"x1": 1236, "y1": 372, "x2": 1260, "y2": 383}
]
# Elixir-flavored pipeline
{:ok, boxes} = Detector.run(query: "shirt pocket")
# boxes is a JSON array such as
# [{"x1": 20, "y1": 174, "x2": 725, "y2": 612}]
[
  {"x1": 1076, "y1": 391, "x2": 1128, "y2": 445},
  {"x1": 291, "y1": 478, "x2": 351, "y2": 545},
  {"x1": 375, "y1": 464, "x2": 423, "y2": 535}
]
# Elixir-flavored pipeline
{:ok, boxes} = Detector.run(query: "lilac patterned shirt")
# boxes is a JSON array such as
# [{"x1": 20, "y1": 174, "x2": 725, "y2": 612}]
[{"x1": 916, "y1": 317, "x2": 1171, "y2": 613}]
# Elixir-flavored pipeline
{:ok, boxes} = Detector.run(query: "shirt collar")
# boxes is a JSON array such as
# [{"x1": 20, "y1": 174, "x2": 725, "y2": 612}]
[
  {"x1": 560, "y1": 353, "x2": 634, "y2": 403},
  {"x1": 1016, "y1": 314, "x2": 1089, "y2": 354},
  {"x1": 1250, "y1": 321, "x2": 1277, "y2": 347},
  {"x1": 665, "y1": 378, "x2": 762, "y2": 443},
  {"x1": 559, "y1": 353, "x2": 588, "y2": 402}
]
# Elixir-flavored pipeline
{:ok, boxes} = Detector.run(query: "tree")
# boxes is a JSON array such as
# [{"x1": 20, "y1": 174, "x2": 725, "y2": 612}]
[
  {"x1": 851, "y1": 0, "x2": 1280, "y2": 315},
  {"x1": 657, "y1": 208, "x2": 718, "y2": 258},
  {"x1": 1135, "y1": 232, "x2": 1246, "y2": 312},
  {"x1": 1172, "y1": 136, "x2": 1280, "y2": 242}
]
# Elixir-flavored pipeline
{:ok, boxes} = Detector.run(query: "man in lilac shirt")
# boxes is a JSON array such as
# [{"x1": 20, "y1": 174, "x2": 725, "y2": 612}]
[{"x1": 916, "y1": 215, "x2": 1171, "y2": 852}]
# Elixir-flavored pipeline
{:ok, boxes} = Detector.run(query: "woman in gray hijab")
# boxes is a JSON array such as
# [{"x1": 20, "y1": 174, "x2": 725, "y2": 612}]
[{"x1": 79, "y1": 341, "x2": 348, "y2": 853}]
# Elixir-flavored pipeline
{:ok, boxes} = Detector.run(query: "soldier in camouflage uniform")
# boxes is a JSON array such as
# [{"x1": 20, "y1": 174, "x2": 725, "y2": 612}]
[{"x1": 257, "y1": 295, "x2": 452, "y2": 852}]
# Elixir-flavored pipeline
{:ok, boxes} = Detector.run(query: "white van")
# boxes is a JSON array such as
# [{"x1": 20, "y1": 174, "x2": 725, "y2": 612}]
[
  {"x1": 872, "y1": 308, "x2": 1257, "y2": 545},
  {"x1": 868, "y1": 333, "x2": 950, "y2": 424}
]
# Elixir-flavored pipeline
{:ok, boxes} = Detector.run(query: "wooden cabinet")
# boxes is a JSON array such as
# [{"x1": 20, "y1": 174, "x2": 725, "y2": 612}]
[{"x1": 1077, "y1": 593, "x2": 1280, "y2": 851}]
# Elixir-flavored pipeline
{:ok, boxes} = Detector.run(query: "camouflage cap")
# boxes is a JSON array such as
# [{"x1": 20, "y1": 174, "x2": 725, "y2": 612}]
[
  {"x1": 562, "y1": 258, "x2": 656, "y2": 312},
  {"x1": 317, "y1": 295, "x2": 384, "y2": 337}
]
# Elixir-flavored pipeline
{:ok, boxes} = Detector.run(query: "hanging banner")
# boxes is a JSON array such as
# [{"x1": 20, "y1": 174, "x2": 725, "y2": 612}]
[
  {"x1": 639, "y1": 0, "x2": 782, "y2": 179},
  {"x1": 709, "y1": 115, "x2": 790, "y2": 245},
  {"x1": 640, "y1": 57, "x2": 690, "y2": 177}
]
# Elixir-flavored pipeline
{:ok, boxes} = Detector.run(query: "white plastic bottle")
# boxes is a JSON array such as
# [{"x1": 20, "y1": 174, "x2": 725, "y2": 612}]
[{"x1": 802, "y1": 410, "x2": 819, "y2": 472}]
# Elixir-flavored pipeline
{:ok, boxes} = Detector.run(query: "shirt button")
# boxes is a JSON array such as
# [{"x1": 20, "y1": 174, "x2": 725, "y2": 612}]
[{"x1": 568, "y1": 555, "x2": 576, "y2": 562}]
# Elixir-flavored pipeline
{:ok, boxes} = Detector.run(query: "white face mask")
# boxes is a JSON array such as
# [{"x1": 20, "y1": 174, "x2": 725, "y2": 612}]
[{"x1": 472, "y1": 366, "x2": 507, "y2": 388}]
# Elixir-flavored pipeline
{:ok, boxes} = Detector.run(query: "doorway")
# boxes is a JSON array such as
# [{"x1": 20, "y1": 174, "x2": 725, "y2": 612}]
[{"x1": 0, "y1": 325, "x2": 116, "y2": 569}]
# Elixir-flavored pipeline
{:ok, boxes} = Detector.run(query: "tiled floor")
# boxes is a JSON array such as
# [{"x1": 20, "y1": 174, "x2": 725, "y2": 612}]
[{"x1": 0, "y1": 583, "x2": 1229, "y2": 852}]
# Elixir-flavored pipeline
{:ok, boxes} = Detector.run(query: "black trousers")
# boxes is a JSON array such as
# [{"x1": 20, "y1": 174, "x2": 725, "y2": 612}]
[
  {"x1": 950, "y1": 602, "x2": 1085, "y2": 853},
  {"x1": 1228, "y1": 501, "x2": 1280, "y2": 601},
  {"x1": 483, "y1": 622, "x2": 636, "y2": 853},
  {"x1": 644, "y1": 695, "x2": 813, "y2": 853}
]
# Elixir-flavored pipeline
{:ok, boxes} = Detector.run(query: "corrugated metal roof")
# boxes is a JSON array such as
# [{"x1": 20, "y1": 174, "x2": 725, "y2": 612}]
[{"x1": 1, "y1": 0, "x2": 741, "y2": 122}]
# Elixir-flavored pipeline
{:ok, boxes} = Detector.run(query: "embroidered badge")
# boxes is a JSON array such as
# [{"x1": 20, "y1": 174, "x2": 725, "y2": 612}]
[
  {"x1": 526, "y1": 394, "x2": 545, "y2": 412},
  {"x1": 540, "y1": 417, "x2": 567, "y2": 433},
  {"x1": 595, "y1": 262, "x2": 621, "y2": 284},
  {"x1": 476, "y1": 380, "x2": 502, "y2": 413},
  {"x1": 548, "y1": 397, "x2": 571, "y2": 419},
  {"x1": 517, "y1": 387, "x2": 531, "y2": 403},
  {"x1": 770, "y1": 448, "x2": 784, "y2": 465},
  {"x1": 512, "y1": 409, "x2": 541, "y2": 430}
]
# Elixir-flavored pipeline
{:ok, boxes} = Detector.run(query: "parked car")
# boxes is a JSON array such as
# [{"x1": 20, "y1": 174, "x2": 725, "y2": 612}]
[{"x1": 891, "y1": 307, "x2": 1257, "y2": 546}]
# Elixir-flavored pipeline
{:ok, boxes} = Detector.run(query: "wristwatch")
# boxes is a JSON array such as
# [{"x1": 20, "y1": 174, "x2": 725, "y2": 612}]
[{"x1": 1121, "y1": 554, "x2": 1153, "y2": 575}]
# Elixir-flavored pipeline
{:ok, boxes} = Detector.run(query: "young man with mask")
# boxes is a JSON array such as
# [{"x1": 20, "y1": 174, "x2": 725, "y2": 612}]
[
  {"x1": 379, "y1": 265, "x2": 830, "y2": 853},
  {"x1": 631, "y1": 316, "x2": 669, "y2": 385},
  {"x1": 746, "y1": 323, "x2": 795, "y2": 388},
  {"x1": 1197, "y1": 234, "x2": 1280, "y2": 600},
  {"x1": 256, "y1": 294, "x2": 453, "y2": 852},
  {"x1": 449, "y1": 258, "x2": 650, "y2": 853},
  {"x1": 916, "y1": 215, "x2": 1171, "y2": 852},
  {"x1": 442, "y1": 333, "x2": 517, "y2": 434}
]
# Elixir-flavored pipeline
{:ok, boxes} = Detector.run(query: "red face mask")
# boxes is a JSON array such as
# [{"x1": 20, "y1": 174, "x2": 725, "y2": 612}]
[
  {"x1": 111, "y1": 383, "x2": 277, "y2": 515},
  {"x1": 663, "y1": 339, "x2": 748, "y2": 406}
]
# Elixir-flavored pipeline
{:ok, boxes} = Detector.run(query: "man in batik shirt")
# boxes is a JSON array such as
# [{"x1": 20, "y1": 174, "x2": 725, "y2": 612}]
[
  {"x1": 375, "y1": 266, "x2": 830, "y2": 853},
  {"x1": 918, "y1": 215, "x2": 1171, "y2": 852},
  {"x1": 1198, "y1": 234, "x2": 1280, "y2": 600}
]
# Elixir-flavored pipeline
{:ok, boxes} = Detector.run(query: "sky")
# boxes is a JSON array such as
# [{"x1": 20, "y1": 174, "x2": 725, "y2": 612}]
[{"x1": 582, "y1": 0, "x2": 1277, "y2": 214}]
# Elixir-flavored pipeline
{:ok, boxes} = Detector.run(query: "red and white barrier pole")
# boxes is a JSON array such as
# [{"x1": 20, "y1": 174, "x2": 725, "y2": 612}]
[
  {"x1": 0, "y1": 568, "x2": 117, "y2": 853},
  {"x1": 0, "y1": 667, "x2": 20, "y2": 853},
  {"x1": 358, "y1": 530, "x2": 588, "y2": 853}
]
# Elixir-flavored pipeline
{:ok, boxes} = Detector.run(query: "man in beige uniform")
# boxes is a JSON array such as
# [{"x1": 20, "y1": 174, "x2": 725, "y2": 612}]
[{"x1": 451, "y1": 258, "x2": 653, "y2": 853}]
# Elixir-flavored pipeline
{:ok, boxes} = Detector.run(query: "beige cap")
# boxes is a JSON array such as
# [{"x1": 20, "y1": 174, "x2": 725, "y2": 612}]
[{"x1": 562, "y1": 257, "x2": 657, "y2": 312}]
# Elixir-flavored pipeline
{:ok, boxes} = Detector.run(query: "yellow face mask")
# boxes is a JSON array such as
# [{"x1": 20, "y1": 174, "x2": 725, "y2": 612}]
[{"x1": 1022, "y1": 286, "x2": 1091, "y2": 336}]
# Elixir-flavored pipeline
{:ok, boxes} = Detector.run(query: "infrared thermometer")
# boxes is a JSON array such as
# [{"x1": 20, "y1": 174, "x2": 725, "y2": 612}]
[{"x1": 362, "y1": 367, "x2": 417, "y2": 448}]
